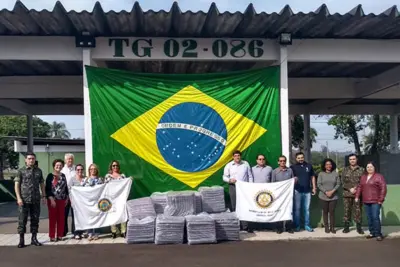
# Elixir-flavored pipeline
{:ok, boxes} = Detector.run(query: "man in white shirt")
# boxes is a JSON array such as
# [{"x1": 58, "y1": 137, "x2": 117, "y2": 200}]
[
  {"x1": 223, "y1": 150, "x2": 253, "y2": 232},
  {"x1": 61, "y1": 153, "x2": 76, "y2": 236}
]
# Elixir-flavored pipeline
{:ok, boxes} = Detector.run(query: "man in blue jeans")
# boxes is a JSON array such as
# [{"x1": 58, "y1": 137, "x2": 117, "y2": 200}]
[{"x1": 290, "y1": 152, "x2": 316, "y2": 232}]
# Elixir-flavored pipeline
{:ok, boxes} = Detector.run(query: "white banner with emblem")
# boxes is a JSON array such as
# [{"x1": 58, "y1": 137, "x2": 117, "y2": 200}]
[
  {"x1": 235, "y1": 179, "x2": 295, "y2": 222},
  {"x1": 70, "y1": 178, "x2": 132, "y2": 230}
]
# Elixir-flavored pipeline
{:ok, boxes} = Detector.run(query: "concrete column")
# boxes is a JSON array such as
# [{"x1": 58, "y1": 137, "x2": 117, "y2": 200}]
[
  {"x1": 390, "y1": 114, "x2": 399, "y2": 153},
  {"x1": 82, "y1": 49, "x2": 97, "y2": 172},
  {"x1": 289, "y1": 115, "x2": 294, "y2": 160},
  {"x1": 303, "y1": 113, "x2": 311, "y2": 162},
  {"x1": 280, "y1": 46, "x2": 290, "y2": 161},
  {"x1": 27, "y1": 115, "x2": 33, "y2": 152}
]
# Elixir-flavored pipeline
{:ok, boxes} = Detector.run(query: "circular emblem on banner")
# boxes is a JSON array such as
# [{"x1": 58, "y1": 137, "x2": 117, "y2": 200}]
[
  {"x1": 156, "y1": 102, "x2": 227, "y2": 172},
  {"x1": 254, "y1": 190, "x2": 274, "y2": 209},
  {"x1": 98, "y1": 198, "x2": 112, "y2": 212}
]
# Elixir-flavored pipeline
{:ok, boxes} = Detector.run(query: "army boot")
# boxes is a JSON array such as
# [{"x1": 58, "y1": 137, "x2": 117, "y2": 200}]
[
  {"x1": 31, "y1": 233, "x2": 42, "y2": 246},
  {"x1": 17, "y1": 234, "x2": 25, "y2": 248},
  {"x1": 342, "y1": 222, "x2": 350, "y2": 233},
  {"x1": 356, "y1": 223, "x2": 365, "y2": 235}
]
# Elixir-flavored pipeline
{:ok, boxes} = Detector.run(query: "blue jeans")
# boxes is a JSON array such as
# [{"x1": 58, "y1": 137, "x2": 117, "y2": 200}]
[
  {"x1": 88, "y1": 229, "x2": 98, "y2": 236},
  {"x1": 364, "y1": 203, "x2": 382, "y2": 237},
  {"x1": 293, "y1": 190, "x2": 311, "y2": 229}
]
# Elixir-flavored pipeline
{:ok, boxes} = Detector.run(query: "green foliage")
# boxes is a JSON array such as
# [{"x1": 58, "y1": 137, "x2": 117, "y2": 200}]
[
  {"x1": 0, "y1": 116, "x2": 71, "y2": 177},
  {"x1": 363, "y1": 115, "x2": 391, "y2": 154},
  {"x1": 49, "y1": 121, "x2": 71, "y2": 139},
  {"x1": 327, "y1": 115, "x2": 367, "y2": 155},
  {"x1": 291, "y1": 115, "x2": 318, "y2": 149},
  {"x1": 0, "y1": 116, "x2": 51, "y2": 170}
]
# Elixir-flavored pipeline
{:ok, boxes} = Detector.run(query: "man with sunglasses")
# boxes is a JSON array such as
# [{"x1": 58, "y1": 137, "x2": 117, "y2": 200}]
[
  {"x1": 252, "y1": 154, "x2": 273, "y2": 183},
  {"x1": 61, "y1": 153, "x2": 76, "y2": 237},
  {"x1": 271, "y1": 155, "x2": 295, "y2": 234}
]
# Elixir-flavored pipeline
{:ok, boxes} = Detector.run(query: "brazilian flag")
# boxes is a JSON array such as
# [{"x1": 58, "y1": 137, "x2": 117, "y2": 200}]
[{"x1": 85, "y1": 66, "x2": 281, "y2": 199}]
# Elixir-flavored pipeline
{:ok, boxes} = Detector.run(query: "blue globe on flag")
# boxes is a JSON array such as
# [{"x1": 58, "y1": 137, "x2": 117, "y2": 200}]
[{"x1": 156, "y1": 102, "x2": 227, "y2": 172}]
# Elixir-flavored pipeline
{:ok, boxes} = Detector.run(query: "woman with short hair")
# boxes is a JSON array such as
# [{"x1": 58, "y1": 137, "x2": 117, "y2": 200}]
[
  {"x1": 45, "y1": 159, "x2": 69, "y2": 242},
  {"x1": 355, "y1": 161, "x2": 387, "y2": 241},
  {"x1": 317, "y1": 158, "x2": 341, "y2": 234},
  {"x1": 69, "y1": 164, "x2": 86, "y2": 240}
]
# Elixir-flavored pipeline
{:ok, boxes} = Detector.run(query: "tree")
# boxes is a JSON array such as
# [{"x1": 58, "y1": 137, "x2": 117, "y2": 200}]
[
  {"x1": 363, "y1": 115, "x2": 391, "y2": 154},
  {"x1": 326, "y1": 115, "x2": 367, "y2": 155},
  {"x1": 291, "y1": 115, "x2": 318, "y2": 150},
  {"x1": 49, "y1": 121, "x2": 71, "y2": 139},
  {"x1": 0, "y1": 116, "x2": 51, "y2": 178}
]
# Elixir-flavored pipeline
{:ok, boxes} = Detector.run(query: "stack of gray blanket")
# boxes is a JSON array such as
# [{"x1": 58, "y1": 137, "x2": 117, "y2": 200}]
[
  {"x1": 154, "y1": 215, "x2": 186, "y2": 245},
  {"x1": 194, "y1": 192, "x2": 202, "y2": 214},
  {"x1": 164, "y1": 191, "x2": 196, "y2": 216},
  {"x1": 210, "y1": 212, "x2": 240, "y2": 241},
  {"x1": 198, "y1": 186, "x2": 225, "y2": 213},
  {"x1": 126, "y1": 216, "x2": 156, "y2": 244},
  {"x1": 185, "y1": 213, "x2": 217, "y2": 245},
  {"x1": 150, "y1": 192, "x2": 169, "y2": 214},
  {"x1": 127, "y1": 197, "x2": 156, "y2": 219}
]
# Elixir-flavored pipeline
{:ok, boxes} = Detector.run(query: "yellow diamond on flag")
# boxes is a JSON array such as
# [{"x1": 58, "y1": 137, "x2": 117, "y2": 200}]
[{"x1": 111, "y1": 85, "x2": 267, "y2": 188}]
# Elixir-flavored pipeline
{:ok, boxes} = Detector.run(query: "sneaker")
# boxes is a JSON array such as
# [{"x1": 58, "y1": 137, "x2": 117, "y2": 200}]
[
  {"x1": 74, "y1": 235, "x2": 81, "y2": 240},
  {"x1": 376, "y1": 236, "x2": 383, "y2": 241},
  {"x1": 88, "y1": 235, "x2": 94, "y2": 241},
  {"x1": 295, "y1": 227, "x2": 301, "y2": 232},
  {"x1": 276, "y1": 229, "x2": 283, "y2": 234},
  {"x1": 287, "y1": 229, "x2": 294, "y2": 234},
  {"x1": 93, "y1": 235, "x2": 99, "y2": 240},
  {"x1": 305, "y1": 226, "x2": 314, "y2": 232}
]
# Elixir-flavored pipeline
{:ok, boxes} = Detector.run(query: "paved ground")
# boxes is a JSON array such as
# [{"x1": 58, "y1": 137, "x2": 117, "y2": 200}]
[
  {"x1": 2, "y1": 202, "x2": 400, "y2": 246},
  {"x1": 1, "y1": 239, "x2": 400, "y2": 267}
]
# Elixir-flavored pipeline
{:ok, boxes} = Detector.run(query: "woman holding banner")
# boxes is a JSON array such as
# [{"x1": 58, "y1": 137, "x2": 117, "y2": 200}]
[
  {"x1": 69, "y1": 164, "x2": 86, "y2": 240},
  {"x1": 317, "y1": 159, "x2": 341, "y2": 234},
  {"x1": 83, "y1": 163, "x2": 103, "y2": 241},
  {"x1": 104, "y1": 160, "x2": 127, "y2": 239},
  {"x1": 45, "y1": 159, "x2": 69, "y2": 242}
]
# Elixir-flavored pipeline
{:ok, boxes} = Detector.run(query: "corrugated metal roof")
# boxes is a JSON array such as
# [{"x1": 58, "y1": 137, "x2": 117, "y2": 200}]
[
  {"x1": 0, "y1": 1, "x2": 399, "y2": 38},
  {"x1": 1, "y1": 60, "x2": 399, "y2": 78},
  {"x1": 1, "y1": 1, "x2": 399, "y2": 78}
]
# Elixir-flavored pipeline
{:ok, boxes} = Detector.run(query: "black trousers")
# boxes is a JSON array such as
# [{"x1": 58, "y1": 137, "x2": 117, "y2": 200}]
[
  {"x1": 275, "y1": 221, "x2": 293, "y2": 231},
  {"x1": 320, "y1": 199, "x2": 337, "y2": 230},
  {"x1": 17, "y1": 202, "x2": 40, "y2": 234},
  {"x1": 64, "y1": 201, "x2": 71, "y2": 236},
  {"x1": 229, "y1": 184, "x2": 249, "y2": 230}
]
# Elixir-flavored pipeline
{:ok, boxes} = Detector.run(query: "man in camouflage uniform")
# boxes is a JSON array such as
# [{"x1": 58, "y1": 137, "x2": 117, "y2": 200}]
[
  {"x1": 14, "y1": 152, "x2": 46, "y2": 248},
  {"x1": 341, "y1": 153, "x2": 364, "y2": 234}
]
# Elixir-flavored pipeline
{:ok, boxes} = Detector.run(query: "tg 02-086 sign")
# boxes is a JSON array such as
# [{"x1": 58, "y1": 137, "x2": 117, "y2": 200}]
[{"x1": 105, "y1": 38, "x2": 269, "y2": 60}]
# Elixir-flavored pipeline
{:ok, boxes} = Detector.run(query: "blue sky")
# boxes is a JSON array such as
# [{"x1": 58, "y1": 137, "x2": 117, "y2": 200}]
[{"x1": 2, "y1": 0, "x2": 397, "y2": 152}]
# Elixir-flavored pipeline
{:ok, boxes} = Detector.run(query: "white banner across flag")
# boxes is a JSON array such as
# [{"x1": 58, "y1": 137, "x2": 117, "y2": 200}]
[
  {"x1": 235, "y1": 179, "x2": 295, "y2": 223},
  {"x1": 70, "y1": 179, "x2": 132, "y2": 230}
]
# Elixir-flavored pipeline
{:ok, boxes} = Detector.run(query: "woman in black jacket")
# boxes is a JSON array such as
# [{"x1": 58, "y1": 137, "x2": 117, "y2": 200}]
[{"x1": 45, "y1": 159, "x2": 69, "y2": 242}]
